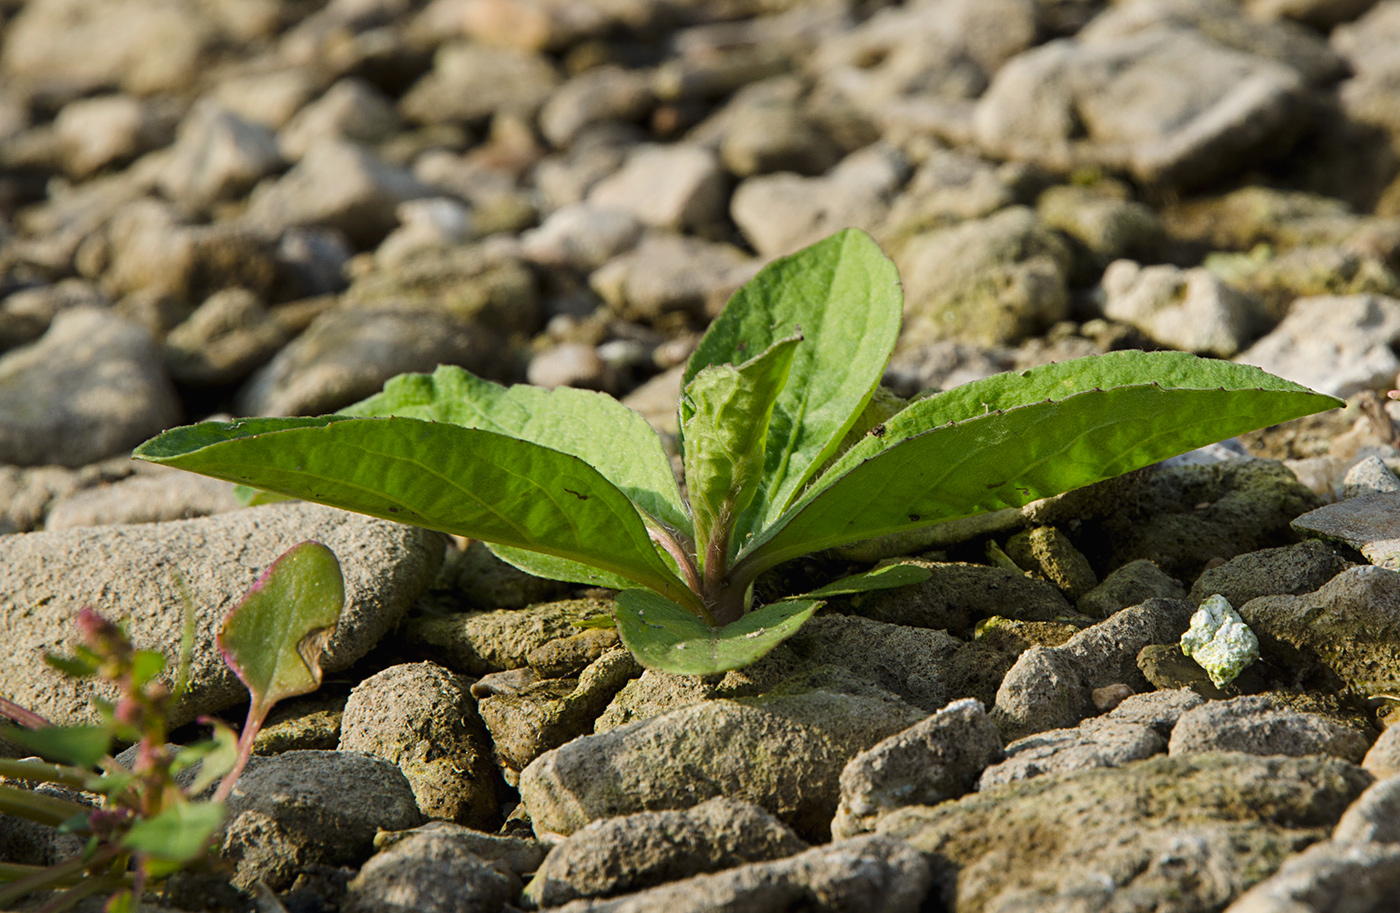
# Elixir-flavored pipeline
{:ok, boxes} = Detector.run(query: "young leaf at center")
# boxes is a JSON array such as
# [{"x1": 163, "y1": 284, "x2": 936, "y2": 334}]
[
  {"x1": 682, "y1": 334, "x2": 800, "y2": 577},
  {"x1": 218, "y1": 541, "x2": 344, "y2": 721}
]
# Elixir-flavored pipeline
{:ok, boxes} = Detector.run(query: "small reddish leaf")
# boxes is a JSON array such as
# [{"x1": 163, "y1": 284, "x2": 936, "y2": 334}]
[{"x1": 218, "y1": 542, "x2": 344, "y2": 716}]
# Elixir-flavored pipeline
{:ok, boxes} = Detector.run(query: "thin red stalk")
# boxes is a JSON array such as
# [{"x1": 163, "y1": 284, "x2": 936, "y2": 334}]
[
  {"x1": 212, "y1": 705, "x2": 265, "y2": 804},
  {"x1": 0, "y1": 695, "x2": 53, "y2": 730}
]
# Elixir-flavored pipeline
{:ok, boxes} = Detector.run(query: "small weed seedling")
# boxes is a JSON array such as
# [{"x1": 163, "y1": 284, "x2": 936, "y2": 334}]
[
  {"x1": 0, "y1": 541, "x2": 344, "y2": 912},
  {"x1": 134, "y1": 230, "x2": 1340, "y2": 675}
]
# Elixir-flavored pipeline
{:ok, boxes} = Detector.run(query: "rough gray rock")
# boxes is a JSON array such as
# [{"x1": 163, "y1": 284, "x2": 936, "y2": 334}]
[
  {"x1": 0, "y1": 782, "x2": 88, "y2": 867},
  {"x1": 1086, "y1": 458, "x2": 1324, "y2": 581},
  {"x1": 341, "y1": 243, "x2": 539, "y2": 336},
  {"x1": 1189, "y1": 540, "x2": 1355, "y2": 606},
  {"x1": 1169, "y1": 695, "x2": 1373, "y2": 761},
  {"x1": 894, "y1": 205, "x2": 1072, "y2": 347},
  {"x1": 783, "y1": 614, "x2": 963, "y2": 714},
  {"x1": 811, "y1": 0, "x2": 1038, "y2": 123},
  {"x1": 519, "y1": 203, "x2": 643, "y2": 271},
  {"x1": 399, "y1": 41, "x2": 560, "y2": 125},
  {"x1": 1342, "y1": 455, "x2": 1400, "y2": 500},
  {"x1": 973, "y1": 28, "x2": 1308, "y2": 189},
  {"x1": 731, "y1": 143, "x2": 910, "y2": 258},
  {"x1": 1036, "y1": 183, "x2": 1165, "y2": 275},
  {"x1": 207, "y1": 68, "x2": 319, "y2": 131},
  {"x1": 233, "y1": 306, "x2": 496, "y2": 416},
  {"x1": 374, "y1": 198, "x2": 474, "y2": 270},
  {"x1": 532, "y1": 130, "x2": 633, "y2": 211},
  {"x1": 590, "y1": 232, "x2": 754, "y2": 322},
  {"x1": 1335, "y1": 774, "x2": 1400, "y2": 845},
  {"x1": 376, "y1": 821, "x2": 545, "y2": 876},
  {"x1": 539, "y1": 66, "x2": 654, "y2": 149},
  {"x1": 158, "y1": 101, "x2": 283, "y2": 208},
  {"x1": 715, "y1": 81, "x2": 842, "y2": 178},
  {"x1": 406, "y1": 597, "x2": 613, "y2": 676},
  {"x1": 1362, "y1": 725, "x2": 1400, "y2": 778},
  {"x1": 524, "y1": 798, "x2": 807, "y2": 907},
  {"x1": 1226, "y1": 772, "x2": 1400, "y2": 912},
  {"x1": 978, "y1": 716, "x2": 1165, "y2": 791},
  {"x1": 101, "y1": 200, "x2": 284, "y2": 305},
  {"x1": 1236, "y1": 295, "x2": 1400, "y2": 398},
  {"x1": 1079, "y1": 0, "x2": 1345, "y2": 85},
  {"x1": 43, "y1": 464, "x2": 241, "y2": 530},
  {"x1": 0, "y1": 307, "x2": 180, "y2": 467},
  {"x1": 339, "y1": 662, "x2": 500, "y2": 828},
  {"x1": 857, "y1": 560, "x2": 1074, "y2": 633},
  {"x1": 220, "y1": 750, "x2": 425, "y2": 891},
  {"x1": 1293, "y1": 492, "x2": 1400, "y2": 569},
  {"x1": 992, "y1": 599, "x2": 1195, "y2": 739},
  {"x1": 881, "y1": 149, "x2": 1020, "y2": 239},
  {"x1": 0, "y1": 278, "x2": 107, "y2": 350},
  {"x1": 474, "y1": 648, "x2": 640, "y2": 783},
  {"x1": 341, "y1": 822, "x2": 521, "y2": 913},
  {"x1": 279, "y1": 78, "x2": 401, "y2": 162},
  {"x1": 527, "y1": 341, "x2": 612, "y2": 391},
  {"x1": 1097, "y1": 259, "x2": 1264, "y2": 356},
  {"x1": 51, "y1": 94, "x2": 177, "y2": 178},
  {"x1": 1106, "y1": 688, "x2": 1208, "y2": 735},
  {"x1": 1078, "y1": 559, "x2": 1187, "y2": 619},
  {"x1": 540, "y1": 835, "x2": 931, "y2": 913},
  {"x1": 163, "y1": 287, "x2": 289, "y2": 386},
  {"x1": 0, "y1": 502, "x2": 444, "y2": 727},
  {"x1": 1224, "y1": 840, "x2": 1400, "y2": 913},
  {"x1": 878, "y1": 753, "x2": 1373, "y2": 913},
  {"x1": 244, "y1": 139, "x2": 432, "y2": 246},
  {"x1": 519, "y1": 668, "x2": 927, "y2": 841},
  {"x1": 1240, "y1": 566, "x2": 1400, "y2": 703},
  {"x1": 587, "y1": 143, "x2": 727, "y2": 231},
  {"x1": 0, "y1": 463, "x2": 99, "y2": 534},
  {"x1": 833, "y1": 698, "x2": 1002, "y2": 839},
  {"x1": 2, "y1": 0, "x2": 227, "y2": 96}
]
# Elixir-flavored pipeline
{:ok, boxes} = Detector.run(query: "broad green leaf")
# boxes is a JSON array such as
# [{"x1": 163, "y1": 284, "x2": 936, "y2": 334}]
[
  {"x1": 793, "y1": 564, "x2": 932, "y2": 599},
  {"x1": 134, "y1": 416, "x2": 694, "y2": 607},
  {"x1": 682, "y1": 336, "x2": 800, "y2": 568},
  {"x1": 218, "y1": 541, "x2": 343, "y2": 718},
  {"x1": 121, "y1": 800, "x2": 225, "y2": 863},
  {"x1": 743, "y1": 352, "x2": 1341, "y2": 573},
  {"x1": 342, "y1": 365, "x2": 690, "y2": 538},
  {"x1": 614, "y1": 589, "x2": 821, "y2": 675},
  {"x1": 687, "y1": 229, "x2": 902, "y2": 540},
  {"x1": 2, "y1": 724, "x2": 113, "y2": 768},
  {"x1": 486, "y1": 546, "x2": 659, "y2": 592}
]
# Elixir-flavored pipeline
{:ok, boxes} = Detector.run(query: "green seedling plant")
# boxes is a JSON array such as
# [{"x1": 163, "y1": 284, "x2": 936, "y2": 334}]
[
  {"x1": 0, "y1": 541, "x2": 344, "y2": 912},
  {"x1": 134, "y1": 229, "x2": 1341, "y2": 676}
]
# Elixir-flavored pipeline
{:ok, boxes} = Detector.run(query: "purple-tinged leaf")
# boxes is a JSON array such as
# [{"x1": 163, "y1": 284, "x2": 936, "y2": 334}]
[{"x1": 218, "y1": 541, "x2": 344, "y2": 719}]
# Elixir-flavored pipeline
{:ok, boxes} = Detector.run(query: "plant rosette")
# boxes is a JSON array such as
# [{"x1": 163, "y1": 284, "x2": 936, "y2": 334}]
[{"x1": 134, "y1": 230, "x2": 1341, "y2": 676}]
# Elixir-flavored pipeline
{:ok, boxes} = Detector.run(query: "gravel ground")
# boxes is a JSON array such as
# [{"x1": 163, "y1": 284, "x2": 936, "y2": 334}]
[{"x1": 4, "y1": 0, "x2": 1400, "y2": 911}]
